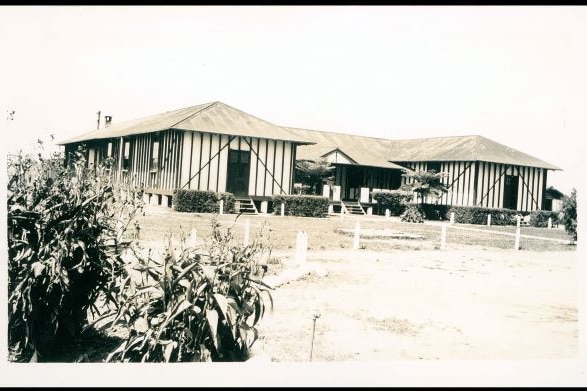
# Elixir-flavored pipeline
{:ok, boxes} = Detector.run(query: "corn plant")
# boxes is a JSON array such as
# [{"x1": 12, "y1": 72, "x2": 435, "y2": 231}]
[
  {"x1": 98, "y1": 216, "x2": 274, "y2": 362},
  {"x1": 7, "y1": 145, "x2": 144, "y2": 362}
]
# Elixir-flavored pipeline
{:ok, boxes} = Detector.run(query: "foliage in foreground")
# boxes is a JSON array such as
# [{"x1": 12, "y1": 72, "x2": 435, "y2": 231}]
[
  {"x1": 7, "y1": 147, "x2": 144, "y2": 362},
  {"x1": 96, "y1": 217, "x2": 274, "y2": 362},
  {"x1": 560, "y1": 189, "x2": 577, "y2": 243}
]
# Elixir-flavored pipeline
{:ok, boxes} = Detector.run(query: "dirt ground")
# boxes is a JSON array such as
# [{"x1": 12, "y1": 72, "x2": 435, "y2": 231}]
[{"x1": 252, "y1": 247, "x2": 578, "y2": 362}]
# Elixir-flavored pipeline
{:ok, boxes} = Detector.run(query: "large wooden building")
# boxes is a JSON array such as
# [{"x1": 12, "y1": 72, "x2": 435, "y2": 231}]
[
  {"x1": 60, "y1": 101, "x2": 561, "y2": 214},
  {"x1": 290, "y1": 128, "x2": 561, "y2": 213},
  {"x1": 59, "y1": 101, "x2": 313, "y2": 209}
]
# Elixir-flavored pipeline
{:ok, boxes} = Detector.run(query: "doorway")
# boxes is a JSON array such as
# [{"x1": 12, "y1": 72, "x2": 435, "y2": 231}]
[
  {"x1": 226, "y1": 149, "x2": 251, "y2": 196},
  {"x1": 503, "y1": 175, "x2": 519, "y2": 210}
]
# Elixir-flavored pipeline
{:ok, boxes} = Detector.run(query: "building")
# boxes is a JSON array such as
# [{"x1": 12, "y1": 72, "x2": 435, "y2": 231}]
[
  {"x1": 59, "y1": 101, "x2": 313, "y2": 211},
  {"x1": 544, "y1": 186, "x2": 566, "y2": 212},
  {"x1": 60, "y1": 102, "x2": 561, "y2": 214},
  {"x1": 288, "y1": 129, "x2": 561, "y2": 213}
]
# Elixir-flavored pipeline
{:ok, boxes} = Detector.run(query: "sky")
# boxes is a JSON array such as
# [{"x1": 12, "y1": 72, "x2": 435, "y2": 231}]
[{"x1": 1, "y1": 5, "x2": 586, "y2": 197}]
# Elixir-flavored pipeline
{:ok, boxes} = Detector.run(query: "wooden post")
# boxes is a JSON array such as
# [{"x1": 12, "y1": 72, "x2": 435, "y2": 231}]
[
  {"x1": 244, "y1": 219, "x2": 250, "y2": 246},
  {"x1": 353, "y1": 222, "x2": 360, "y2": 250},
  {"x1": 440, "y1": 224, "x2": 447, "y2": 250},
  {"x1": 219, "y1": 199, "x2": 224, "y2": 215},
  {"x1": 516, "y1": 215, "x2": 521, "y2": 228},
  {"x1": 514, "y1": 227, "x2": 521, "y2": 250},
  {"x1": 450, "y1": 212, "x2": 455, "y2": 225},
  {"x1": 296, "y1": 231, "x2": 307, "y2": 265},
  {"x1": 548, "y1": 217, "x2": 552, "y2": 229},
  {"x1": 280, "y1": 203, "x2": 285, "y2": 217},
  {"x1": 385, "y1": 209, "x2": 390, "y2": 218},
  {"x1": 487, "y1": 214, "x2": 491, "y2": 226},
  {"x1": 188, "y1": 228, "x2": 197, "y2": 248}
]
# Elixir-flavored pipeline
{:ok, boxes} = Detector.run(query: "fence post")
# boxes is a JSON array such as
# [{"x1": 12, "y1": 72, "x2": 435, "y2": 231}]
[
  {"x1": 514, "y1": 227, "x2": 521, "y2": 250},
  {"x1": 516, "y1": 215, "x2": 521, "y2": 228},
  {"x1": 548, "y1": 217, "x2": 552, "y2": 229},
  {"x1": 385, "y1": 209, "x2": 390, "y2": 218},
  {"x1": 281, "y1": 203, "x2": 285, "y2": 217},
  {"x1": 219, "y1": 199, "x2": 224, "y2": 215},
  {"x1": 188, "y1": 228, "x2": 197, "y2": 248},
  {"x1": 296, "y1": 231, "x2": 307, "y2": 265},
  {"x1": 353, "y1": 222, "x2": 360, "y2": 250},
  {"x1": 440, "y1": 224, "x2": 447, "y2": 250},
  {"x1": 450, "y1": 212, "x2": 455, "y2": 225},
  {"x1": 244, "y1": 219, "x2": 250, "y2": 246},
  {"x1": 487, "y1": 214, "x2": 491, "y2": 226}
]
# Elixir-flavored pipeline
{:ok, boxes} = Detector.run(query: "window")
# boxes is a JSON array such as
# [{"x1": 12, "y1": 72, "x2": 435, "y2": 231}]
[
  {"x1": 427, "y1": 162, "x2": 441, "y2": 173},
  {"x1": 122, "y1": 140, "x2": 131, "y2": 171},
  {"x1": 150, "y1": 139, "x2": 160, "y2": 171}
]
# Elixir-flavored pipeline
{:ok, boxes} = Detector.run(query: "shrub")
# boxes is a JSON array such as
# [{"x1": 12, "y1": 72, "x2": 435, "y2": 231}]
[
  {"x1": 372, "y1": 190, "x2": 413, "y2": 216},
  {"x1": 529, "y1": 210, "x2": 560, "y2": 228},
  {"x1": 272, "y1": 194, "x2": 329, "y2": 218},
  {"x1": 419, "y1": 203, "x2": 450, "y2": 221},
  {"x1": 96, "y1": 217, "x2": 273, "y2": 362},
  {"x1": 400, "y1": 205, "x2": 425, "y2": 223},
  {"x1": 446, "y1": 206, "x2": 518, "y2": 226},
  {"x1": 560, "y1": 189, "x2": 577, "y2": 243},
  {"x1": 173, "y1": 190, "x2": 235, "y2": 213},
  {"x1": 7, "y1": 147, "x2": 144, "y2": 362}
]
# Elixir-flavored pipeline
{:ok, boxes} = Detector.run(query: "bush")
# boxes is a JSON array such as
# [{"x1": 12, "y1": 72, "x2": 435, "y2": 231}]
[
  {"x1": 400, "y1": 205, "x2": 425, "y2": 223},
  {"x1": 7, "y1": 147, "x2": 144, "y2": 362},
  {"x1": 446, "y1": 206, "x2": 518, "y2": 226},
  {"x1": 272, "y1": 194, "x2": 329, "y2": 218},
  {"x1": 560, "y1": 189, "x2": 577, "y2": 243},
  {"x1": 419, "y1": 203, "x2": 451, "y2": 221},
  {"x1": 372, "y1": 190, "x2": 413, "y2": 216},
  {"x1": 529, "y1": 210, "x2": 559, "y2": 228},
  {"x1": 173, "y1": 190, "x2": 235, "y2": 213},
  {"x1": 97, "y1": 216, "x2": 273, "y2": 362}
]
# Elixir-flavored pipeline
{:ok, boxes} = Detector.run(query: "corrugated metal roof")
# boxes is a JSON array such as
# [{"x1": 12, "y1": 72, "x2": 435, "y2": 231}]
[
  {"x1": 58, "y1": 101, "x2": 314, "y2": 145},
  {"x1": 386, "y1": 135, "x2": 561, "y2": 170},
  {"x1": 286, "y1": 127, "x2": 406, "y2": 170},
  {"x1": 290, "y1": 128, "x2": 560, "y2": 171}
]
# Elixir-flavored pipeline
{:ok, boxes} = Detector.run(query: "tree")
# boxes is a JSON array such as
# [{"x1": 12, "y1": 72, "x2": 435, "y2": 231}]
[
  {"x1": 559, "y1": 188, "x2": 577, "y2": 243},
  {"x1": 402, "y1": 169, "x2": 449, "y2": 206},
  {"x1": 294, "y1": 158, "x2": 334, "y2": 195}
]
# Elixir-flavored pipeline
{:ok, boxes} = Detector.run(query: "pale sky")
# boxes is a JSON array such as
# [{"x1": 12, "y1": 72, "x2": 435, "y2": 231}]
[{"x1": 1, "y1": 5, "x2": 586, "y2": 196}]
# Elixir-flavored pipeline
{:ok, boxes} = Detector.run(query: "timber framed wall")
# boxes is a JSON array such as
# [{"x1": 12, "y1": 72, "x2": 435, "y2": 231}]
[
  {"x1": 399, "y1": 161, "x2": 547, "y2": 212},
  {"x1": 178, "y1": 132, "x2": 295, "y2": 198},
  {"x1": 67, "y1": 130, "x2": 297, "y2": 199}
]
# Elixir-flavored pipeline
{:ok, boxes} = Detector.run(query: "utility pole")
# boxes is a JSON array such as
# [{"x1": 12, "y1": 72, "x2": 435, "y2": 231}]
[{"x1": 96, "y1": 110, "x2": 101, "y2": 130}]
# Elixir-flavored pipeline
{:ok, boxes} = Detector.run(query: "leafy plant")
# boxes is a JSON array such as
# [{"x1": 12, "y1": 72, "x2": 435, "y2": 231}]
[
  {"x1": 173, "y1": 190, "x2": 235, "y2": 213},
  {"x1": 7, "y1": 145, "x2": 144, "y2": 362},
  {"x1": 559, "y1": 189, "x2": 577, "y2": 243},
  {"x1": 272, "y1": 194, "x2": 329, "y2": 218},
  {"x1": 372, "y1": 190, "x2": 413, "y2": 216},
  {"x1": 402, "y1": 169, "x2": 449, "y2": 207},
  {"x1": 294, "y1": 158, "x2": 335, "y2": 195},
  {"x1": 400, "y1": 205, "x2": 425, "y2": 223},
  {"x1": 97, "y1": 216, "x2": 274, "y2": 362}
]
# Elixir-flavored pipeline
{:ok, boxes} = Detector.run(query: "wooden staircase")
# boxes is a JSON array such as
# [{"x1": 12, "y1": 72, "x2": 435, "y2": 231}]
[
  {"x1": 234, "y1": 197, "x2": 258, "y2": 215},
  {"x1": 341, "y1": 200, "x2": 366, "y2": 215}
]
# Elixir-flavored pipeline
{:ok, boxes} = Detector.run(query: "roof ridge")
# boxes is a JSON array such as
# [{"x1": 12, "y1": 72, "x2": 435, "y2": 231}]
[
  {"x1": 285, "y1": 126, "x2": 395, "y2": 143},
  {"x1": 168, "y1": 101, "x2": 217, "y2": 129}
]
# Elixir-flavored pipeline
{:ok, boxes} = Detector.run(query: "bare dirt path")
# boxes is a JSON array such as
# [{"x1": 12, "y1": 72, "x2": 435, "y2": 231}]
[{"x1": 254, "y1": 248, "x2": 577, "y2": 362}]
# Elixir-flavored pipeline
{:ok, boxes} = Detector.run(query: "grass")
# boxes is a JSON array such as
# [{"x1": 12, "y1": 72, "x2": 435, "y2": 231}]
[{"x1": 133, "y1": 208, "x2": 575, "y2": 252}]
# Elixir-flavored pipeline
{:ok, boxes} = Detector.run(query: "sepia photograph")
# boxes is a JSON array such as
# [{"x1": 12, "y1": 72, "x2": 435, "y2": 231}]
[{"x1": 1, "y1": 5, "x2": 585, "y2": 387}]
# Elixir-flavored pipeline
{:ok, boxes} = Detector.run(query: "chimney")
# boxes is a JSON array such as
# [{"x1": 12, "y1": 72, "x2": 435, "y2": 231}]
[
  {"x1": 96, "y1": 110, "x2": 101, "y2": 129},
  {"x1": 105, "y1": 115, "x2": 112, "y2": 128}
]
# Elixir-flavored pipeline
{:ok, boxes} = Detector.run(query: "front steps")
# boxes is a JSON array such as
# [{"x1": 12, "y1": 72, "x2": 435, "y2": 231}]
[{"x1": 234, "y1": 197, "x2": 258, "y2": 215}]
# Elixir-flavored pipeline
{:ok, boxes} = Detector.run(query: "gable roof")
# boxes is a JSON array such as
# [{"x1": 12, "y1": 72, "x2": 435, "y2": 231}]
[
  {"x1": 58, "y1": 101, "x2": 313, "y2": 145},
  {"x1": 386, "y1": 135, "x2": 561, "y2": 170},
  {"x1": 285, "y1": 127, "x2": 407, "y2": 170}
]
